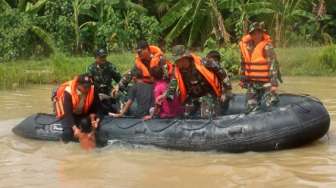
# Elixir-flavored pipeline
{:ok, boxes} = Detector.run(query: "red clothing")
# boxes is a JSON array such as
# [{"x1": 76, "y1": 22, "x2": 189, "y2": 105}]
[{"x1": 154, "y1": 80, "x2": 184, "y2": 118}]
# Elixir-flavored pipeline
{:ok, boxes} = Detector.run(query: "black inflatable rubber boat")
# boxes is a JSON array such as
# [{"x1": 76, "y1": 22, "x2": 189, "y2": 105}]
[{"x1": 13, "y1": 94, "x2": 330, "y2": 152}]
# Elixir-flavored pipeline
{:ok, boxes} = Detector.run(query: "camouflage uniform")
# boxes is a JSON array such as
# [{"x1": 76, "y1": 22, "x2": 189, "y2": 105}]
[
  {"x1": 87, "y1": 61, "x2": 122, "y2": 95},
  {"x1": 202, "y1": 58, "x2": 232, "y2": 98},
  {"x1": 167, "y1": 46, "x2": 230, "y2": 118},
  {"x1": 240, "y1": 22, "x2": 282, "y2": 112},
  {"x1": 167, "y1": 71, "x2": 217, "y2": 118}
]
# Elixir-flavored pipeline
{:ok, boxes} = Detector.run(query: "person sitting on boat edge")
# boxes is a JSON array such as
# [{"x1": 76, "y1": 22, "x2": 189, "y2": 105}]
[
  {"x1": 87, "y1": 48, "x2": 122, "y2": 114},
  {"x1": 53, "y1": 74, "x2": 102, "y2": 150},
  {"x1": 109, "y1": 69, "x2": 155, "y2": 119},
  {"x1": 165, "y1": 45, "x2": 227, "y2": 118},
  {"x1": 143, "y1": 66, "x2": 185, "y2": 120},
  {"x1": 111, "y1": 39, "x2": 173, "y2": 97}
]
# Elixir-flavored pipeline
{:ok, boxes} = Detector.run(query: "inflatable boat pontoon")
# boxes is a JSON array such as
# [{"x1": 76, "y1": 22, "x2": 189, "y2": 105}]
[{"x1": 12, "y1": 94, "x2": 330, "y2": 152}]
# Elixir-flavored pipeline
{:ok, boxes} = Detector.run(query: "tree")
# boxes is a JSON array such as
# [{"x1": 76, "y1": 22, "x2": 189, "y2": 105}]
[
  {"x1": 160, "y1": 0, "x2": 231, "y2": 48},
  {"x1": 217, "y1": 0, "x2": 273, "y2": 37},
  {"x1": 266, "y1": 0, "x2": 314, "y2": 46},
  {"x1": 77, "y1": 0, "x2": 158, "y2": 51},
  {"x1": 1, "y1": 0, "x2": 56, "y2": 53}
]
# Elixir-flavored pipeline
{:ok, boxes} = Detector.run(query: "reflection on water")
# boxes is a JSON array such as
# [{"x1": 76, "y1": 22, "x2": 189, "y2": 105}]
[{"x1": 0, "y1": 77, "x2": 335, "y2": 188}]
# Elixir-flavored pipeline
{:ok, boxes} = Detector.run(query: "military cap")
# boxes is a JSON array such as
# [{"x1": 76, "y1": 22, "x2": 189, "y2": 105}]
[{"x1": 95, "y1": 48, "x2": 108, "y2": 57}]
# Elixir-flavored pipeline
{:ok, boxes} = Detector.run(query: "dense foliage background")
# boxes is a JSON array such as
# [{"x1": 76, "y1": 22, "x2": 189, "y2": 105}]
[{"x1": 0, "y1": 0, "x2": 335, "y2": 62}]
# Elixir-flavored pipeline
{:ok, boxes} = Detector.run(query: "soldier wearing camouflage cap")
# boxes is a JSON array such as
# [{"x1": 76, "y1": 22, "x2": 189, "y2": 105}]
[
  {"x1": 239, "y1": 21, "x2": 282, "y2": 113},
  {"x1": 87, "y1": 48, "x2": 122, "y2": 114},
  {"x1": 87, "y1": 48, "x2": 122, "y2": 96}
]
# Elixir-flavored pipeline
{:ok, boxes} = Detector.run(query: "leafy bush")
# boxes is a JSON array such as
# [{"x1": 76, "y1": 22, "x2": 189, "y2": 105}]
[
  {"x1": 0, "y1": 10, "x2": 34, "y2": 61},
  {"x1": 93, "y1": 10, "x2": 160, "y2": 52},
  {"x1": 0, "y1": 1, "x2": 57, "y2": 62},
  {"x1": 276, "y1": 47, "x2": 332, "y2": 76},
  {"x1": 218, "y1": 46, "x2": 240, "y2": 76},
  {"x1": 42, "y1": 0, "x2": 74, "y2": 54}
]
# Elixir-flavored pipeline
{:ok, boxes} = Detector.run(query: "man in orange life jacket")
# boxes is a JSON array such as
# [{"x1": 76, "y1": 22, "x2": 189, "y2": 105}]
[
  {"x1": 239, "y1": 22, "x2": 282, "y2": 112},
  {"x1": 166, "y1": 46, "x2": 226, "y2": 117},
  {"x1": 111, "y1": 40, "x2": 173, "y2": 96},
  {"x1": 53, "y1": 74, "x2": 101, "y2": 149}
]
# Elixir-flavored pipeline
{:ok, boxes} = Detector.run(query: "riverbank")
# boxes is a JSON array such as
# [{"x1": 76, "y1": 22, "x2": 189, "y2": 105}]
[
  {"x1": 1, "y1": 46, "x2": 335, "y2": 89},
  {"x1": 0, "y1": 53, "x2": 134, "y2": 89}
]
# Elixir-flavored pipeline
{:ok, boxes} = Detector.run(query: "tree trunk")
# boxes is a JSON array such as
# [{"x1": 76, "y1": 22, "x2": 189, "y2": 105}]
[
  {"x1": 243, "y1": 16, "x2": 249, "y2": 35},
  {"x1": 275, "y1": 13, "x2": 281, "y2": 47},
  {"x1": 210, "y1": 0, "x2": 230, "y2": 46},
  {"x1": 73, "y1": 0, "x2": 80, "y2": 54}
]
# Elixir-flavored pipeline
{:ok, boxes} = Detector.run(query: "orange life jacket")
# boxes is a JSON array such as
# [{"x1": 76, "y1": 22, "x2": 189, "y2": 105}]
[
  {"x1": 175, "y1": 53, "x2": 222, "y2": 103},
  {"x1": 135, "y1": 45, "x2": 173, "y2": 81},
  {"x1": 54, "y1": 77, "x2": 95, "y2": 119},
  {"x1": 239, "y1": 33, "x2": 272, "y2": 83}
]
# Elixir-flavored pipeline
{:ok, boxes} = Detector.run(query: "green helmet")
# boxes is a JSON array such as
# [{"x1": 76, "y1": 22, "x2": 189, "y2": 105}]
[{"x1": 248, "y1": 21, "x2": 266, "y2": 33}]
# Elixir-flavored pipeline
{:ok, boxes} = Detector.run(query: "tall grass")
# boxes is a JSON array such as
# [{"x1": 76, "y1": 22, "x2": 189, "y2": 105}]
[
  {"x1": 276, "y1": 47, "x2": 335, "y2": 76},
  {"x1": 0, "y1": 53, "x2": 134, "y2": 89},
  {"x1": 319, "y1": 45, "x2": 336, "y2": 71},
  {"x1": 1, "y1": 47, "x2": 336, "y2": 90}
]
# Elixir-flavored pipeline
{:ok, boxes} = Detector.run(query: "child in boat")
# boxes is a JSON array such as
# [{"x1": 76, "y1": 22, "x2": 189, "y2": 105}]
[{"x1": 143, "y1": 66, "x2": 184, "y2": 120}]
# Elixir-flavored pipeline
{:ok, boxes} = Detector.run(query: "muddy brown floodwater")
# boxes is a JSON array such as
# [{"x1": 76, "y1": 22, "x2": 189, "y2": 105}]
[{"x1": 0, "y1": 77, "x2": 335, "y2": 188}]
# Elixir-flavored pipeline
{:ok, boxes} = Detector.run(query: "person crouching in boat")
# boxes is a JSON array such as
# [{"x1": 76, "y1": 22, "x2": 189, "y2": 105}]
[
  {"x1": 239, "y1": 22, "x2": 282, "y2": 113},
  {"x1": 53, "y1": 74, "x2": 101, "y2": 150},
  {"x1": 165, "y1": 45, "x2": 228, "y2": 118}
]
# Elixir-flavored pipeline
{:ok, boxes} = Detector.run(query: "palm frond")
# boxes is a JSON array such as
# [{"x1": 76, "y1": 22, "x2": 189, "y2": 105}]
[
  {"x1": 18, "y1": 0, "x2": 28, "y2": 12},
  {"x1": 164, "y1": 9, "x2": 194, "y2": 44},
  {"x1": 187, "y1": 0, "x2": 203, "y2": 47},
  {"x1": 160, "y1": 0, "x2": 192, "y2": 31},
  {"x1": 25, "y1": 0, "x2": 47, "y2": 14},
  {"x1": 79, "y1": 21, "x2": 97, "y2": 29},
  {"x1": 0, "y1": 0, "x2": 11, "y2": 10},
  {"x1": 80, "y1": 8, "x2": 99, "y2": 20},
  {"x1": 124, "y1": 0, "x2": 147, "y2": 13},
  {"x1": 31, "y1": 26, "x2": 57, "y2": 53}
]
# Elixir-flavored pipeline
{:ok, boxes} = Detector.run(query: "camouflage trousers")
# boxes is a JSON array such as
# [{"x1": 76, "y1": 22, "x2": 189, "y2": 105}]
[
  {"x1": 245, "y1": 82, "x2": 279, "y2": 112},
  {"x1": 184, "y1": 94, "x2": 224, "y2": 118}
]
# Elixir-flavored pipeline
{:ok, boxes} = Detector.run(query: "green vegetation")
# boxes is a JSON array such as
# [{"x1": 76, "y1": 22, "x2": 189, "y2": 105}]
[
  {"x1": 1, "y1": 0, "x2": 336, "y2": 61},
  {"x1": 0, "y1": 0, "x2": 336, "y2": 89},
  {"x1": 278, "y1": 47, "x2": 334, "y2": 76},
  {"x1": 319, "y1": 45, "x2": 336, "y2": 71}
]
